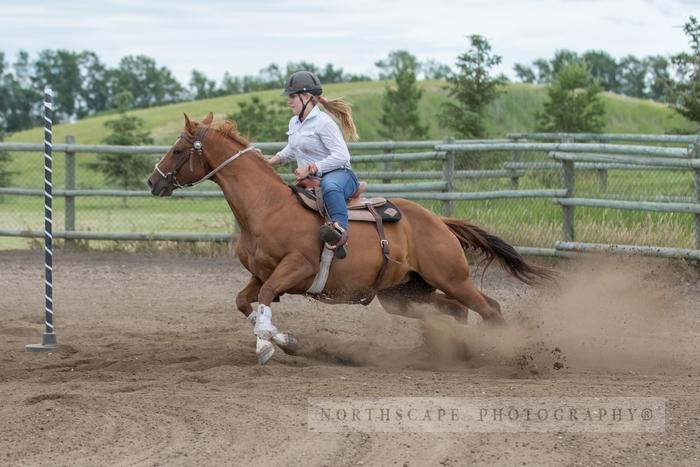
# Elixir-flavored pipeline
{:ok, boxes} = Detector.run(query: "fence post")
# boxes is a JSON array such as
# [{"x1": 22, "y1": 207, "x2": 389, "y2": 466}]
[
  {"x1": 693, "y1": 131, "x2": 700, "y2": 250},
  {"x1": 562, "y1": 160, "x2": 575, "y2": 242},
  {"x1": 442, "y1": 136, "x2": 455, "y2": 216},
  {"x1": 561, "y1": 136, "x2": 575, "y2": 242},
  {"x1": 510, "y1": 148, "x2": 521, "y2": 189},
  {"x1": 596, "y1": 168, "x2": 608, "y2": 193},
  {"x1": 382, "y1": 143, "x2": 392, "y2": 184},
  {"x1": 64, "y1": 135, "x2": 76, "y2": 247}
]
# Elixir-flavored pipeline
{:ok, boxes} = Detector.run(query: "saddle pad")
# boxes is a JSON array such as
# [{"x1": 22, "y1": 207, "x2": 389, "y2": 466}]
[{"x1": 291, "y1": 186, "x2": 402, "y2": 223}]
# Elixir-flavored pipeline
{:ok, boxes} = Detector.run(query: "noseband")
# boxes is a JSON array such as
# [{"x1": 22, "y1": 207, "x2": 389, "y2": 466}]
[{"x1": 155, "y1": 125, "x2": 256, "y2": 188}]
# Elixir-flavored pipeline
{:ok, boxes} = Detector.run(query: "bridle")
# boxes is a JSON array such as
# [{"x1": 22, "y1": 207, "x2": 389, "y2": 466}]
[{"x1": 154, "y1": 125, "x2": 256, "y2": 188}]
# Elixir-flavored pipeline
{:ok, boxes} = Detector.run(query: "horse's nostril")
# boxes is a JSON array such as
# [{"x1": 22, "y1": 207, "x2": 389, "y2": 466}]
[{"x1": 147, "y1": 179, "x2": 153, "y2": 189}]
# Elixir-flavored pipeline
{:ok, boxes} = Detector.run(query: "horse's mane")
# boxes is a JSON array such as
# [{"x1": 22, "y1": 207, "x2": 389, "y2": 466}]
[
  {"x1": 209, "y1": 119, "x2": 250, "y2": 147},
  {"x1": 203, "y1": 119, "x2": 286, "y2": 183}
]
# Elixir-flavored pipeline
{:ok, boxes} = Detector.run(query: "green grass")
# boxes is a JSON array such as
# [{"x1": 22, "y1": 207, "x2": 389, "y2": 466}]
[{"x1": 1, "y1": 81, "x2": 698, "y2": 250}]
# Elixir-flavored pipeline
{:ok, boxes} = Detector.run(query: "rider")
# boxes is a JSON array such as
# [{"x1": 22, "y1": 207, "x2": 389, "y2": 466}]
[{"x1": 267, "y1": 70, "x2": 359, "y2": 259}]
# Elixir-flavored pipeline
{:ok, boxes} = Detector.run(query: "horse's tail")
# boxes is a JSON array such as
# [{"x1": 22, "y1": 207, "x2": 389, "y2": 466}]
[{"x1": 442, "y1": 218, "x2": 555, "y2": 286}]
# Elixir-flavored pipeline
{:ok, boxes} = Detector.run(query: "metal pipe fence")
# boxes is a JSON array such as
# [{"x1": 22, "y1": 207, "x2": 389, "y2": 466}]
[
  {"x1": 506, "y1": 132, "x2": 699, "y2": 144},
  {"x1": 1, "y1": 133, "x2": 699, "y2": 259}
]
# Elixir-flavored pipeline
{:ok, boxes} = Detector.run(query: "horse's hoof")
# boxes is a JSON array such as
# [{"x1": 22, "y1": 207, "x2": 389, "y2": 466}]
[
  {"x1": 256, "y1": 337, "x2": 275, "y2": 365},
  {"x1": 273, "y1": 332, "x2": 299, "y2": 355}
]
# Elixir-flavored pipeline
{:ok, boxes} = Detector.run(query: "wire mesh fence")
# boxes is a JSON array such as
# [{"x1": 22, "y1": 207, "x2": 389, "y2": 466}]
[{"x1": 0, "y1": 134, "x2": 698, "y2": 255}]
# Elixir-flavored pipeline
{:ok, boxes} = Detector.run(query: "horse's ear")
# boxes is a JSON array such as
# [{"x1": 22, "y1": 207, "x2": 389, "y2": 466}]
[
  {"x1": 184, "y1": 113, "x2": 193, "y2": 133},
  {"x1": 202, "y1": 112, "x2": 214, "y2": 125}
]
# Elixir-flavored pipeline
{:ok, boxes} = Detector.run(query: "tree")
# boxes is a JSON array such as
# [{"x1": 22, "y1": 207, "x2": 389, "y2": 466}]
[
  {"x1": 377, "y1": 51, "x2": 428, "y2": 140},
  {"x1": 582, "y1": 50, "x2": 619, "y2": 93},
  {"x1": 190, "y1": 69, "x2": 218, "y2": 100},
  {"x1": 0, "y1": 52, "x2": 40, "y2": 133},
  {"x1": 32, "y1": 49, "x2": 83, "y2": 121},
  {"x1": 285, "y1": 61, "x2": 319, "y2": 79},
  {"x1": 617, "y1": 55, "x2": 648, "y2": 98},
  {"x1": 86, "y1": 91, "x2": 155, "y2": 206},
  {"x1": 646, "y1": 55, "x2": 673, "y2": 102},
  {"x1": 422, "y1": 59, "x2": 452, "y2": 80},
  {"x1": 517, "y1": 50, "x2": 580, "y2": 85},
  {"x1": 671, "y1": 16, "x2": 700, "y2": 126},
  {"x1": 11, "y1": 51, "x2": 32, "y2": 85},
  {"x1": 375, "y1": 51, "x2": 420, "y2": 80},
  {"x1": 439, "y1": 35, "x2": 508, "y2": 138},
  {"x1": 550, "y1": 49, "x2": 580, "y2": 76},
  {"x1": 220, "y1": 72, "x2": 243, "y2": 95},
  {"x1": 258, "y1": 63, "x2": 285, "y2": 88},
  {"x1": 318, "y1": 64, "x2": 345, "y2": 84},
  {"x1": 344, "y1": 73, "x2": 372, "y2": 82},
  {"x1": 78, "y1": 51, "x2": 111, "y2": 115},
  {"x1": 226, "y1": 96, "x2": 289, "y2": 142},
  {"x1": 513, "y1": 63, "x2": 536, "y2": 83},
  {"x1": 0, "y1": 129, "x2": 14, "y2": 191},
  {"x1": 110, "y1": 55, "x2": 186, "y2": 108},
  {"x1": 533, "y1": 58, "x2": 553, "y2": 84},
  {"x1": 536, "y1": 62, "x2": 606, "y2": 133}
]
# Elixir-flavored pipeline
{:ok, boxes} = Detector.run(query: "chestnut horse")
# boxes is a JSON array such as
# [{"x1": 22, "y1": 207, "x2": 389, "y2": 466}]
[{"x1": 147, "y1": 114, "x2": 552, "y2": 364}]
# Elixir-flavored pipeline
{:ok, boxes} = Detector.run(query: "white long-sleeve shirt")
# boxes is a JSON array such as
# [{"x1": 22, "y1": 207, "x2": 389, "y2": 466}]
[{"x1": 277, "y1": 105, "x2": 352, "y2": 176}]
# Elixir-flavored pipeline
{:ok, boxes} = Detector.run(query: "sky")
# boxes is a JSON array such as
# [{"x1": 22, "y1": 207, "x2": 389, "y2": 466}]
[{"x1": 1, "y1": 0, "x2": 699, "y2": 86}]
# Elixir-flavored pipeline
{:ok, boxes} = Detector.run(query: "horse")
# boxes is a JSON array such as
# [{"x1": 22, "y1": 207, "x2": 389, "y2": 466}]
[{"x1": 147, "y1": 113, "x2": 553, "y2": 364}]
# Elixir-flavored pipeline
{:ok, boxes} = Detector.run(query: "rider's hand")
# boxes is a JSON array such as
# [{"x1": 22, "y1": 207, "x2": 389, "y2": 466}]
[{"x1": 294, "y1": 165, "x2": 311, "y2": 180}]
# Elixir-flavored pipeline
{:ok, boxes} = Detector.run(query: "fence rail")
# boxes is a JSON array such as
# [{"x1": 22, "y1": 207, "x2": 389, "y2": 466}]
[
  {"x1": 507, "y1": 132, "x2": 699, "y2": 144},
  {"x1": 437, "y1": 142, "x2": 691, "y2": 158},
  {"x1": 1, "y1": 132, "x2": 699, "y2": 260}
]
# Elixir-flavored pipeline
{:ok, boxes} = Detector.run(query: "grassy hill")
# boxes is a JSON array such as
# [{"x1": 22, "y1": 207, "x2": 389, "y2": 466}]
[{"x1": 6, "y1": 80, "x2": 697, "y2": 145}]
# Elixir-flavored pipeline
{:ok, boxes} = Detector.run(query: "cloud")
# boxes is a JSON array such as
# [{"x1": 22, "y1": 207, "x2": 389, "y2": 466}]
[{"x1": 1, "y1": 0, "x2": 698, "y2": 84}]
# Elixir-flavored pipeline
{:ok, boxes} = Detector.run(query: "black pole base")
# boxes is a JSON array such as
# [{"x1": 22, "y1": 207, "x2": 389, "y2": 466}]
[{"x1": 25, "y1": 332, "x2": 58, "y2": 352}]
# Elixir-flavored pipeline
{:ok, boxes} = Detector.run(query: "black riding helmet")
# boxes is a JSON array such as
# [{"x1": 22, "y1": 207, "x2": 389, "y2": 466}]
[{"x1": 281, "y1": 70, "x2": 323, "y2": 96}]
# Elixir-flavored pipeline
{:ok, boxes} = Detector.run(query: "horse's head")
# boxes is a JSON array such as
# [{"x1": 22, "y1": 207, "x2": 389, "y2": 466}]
[{"x1": 147, "y1": 112, "x2": 214, "y2": 197}]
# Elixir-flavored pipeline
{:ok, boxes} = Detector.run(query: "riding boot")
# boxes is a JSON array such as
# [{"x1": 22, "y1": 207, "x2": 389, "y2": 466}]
[{"x1": 319, "y1": 222, "x2": 348, "y2": 259}]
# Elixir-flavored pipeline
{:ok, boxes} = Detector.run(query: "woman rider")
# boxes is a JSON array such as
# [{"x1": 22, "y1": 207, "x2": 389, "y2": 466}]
[{"x1": 267, "y1": 70, "x2": 359, "y2": 259}]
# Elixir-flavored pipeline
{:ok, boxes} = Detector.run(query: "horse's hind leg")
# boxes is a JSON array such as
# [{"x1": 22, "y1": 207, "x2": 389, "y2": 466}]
[
  {"x1": 439, "y1": 278, "x2": 504, "y2": 323},
  {"x1": 426, "y1": 294, "x2": 469, "y2": 323},
  {"x1": 480, "y1": 291, "x2": 501, "y2": 313},
  {"x1": 377, "y1": 273, "x2": 469, "y2": 323},
  {"x1": 416, "y1": 248, "x2": 505, "y2": 324},
  {"x1": 377, "y1": 276, "x2": 471, "y2": 360}
]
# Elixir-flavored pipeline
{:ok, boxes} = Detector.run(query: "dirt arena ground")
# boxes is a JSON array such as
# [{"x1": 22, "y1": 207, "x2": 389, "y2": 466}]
[{"x1": 0, "y1": 249, "x2": 698, "y2": 466}]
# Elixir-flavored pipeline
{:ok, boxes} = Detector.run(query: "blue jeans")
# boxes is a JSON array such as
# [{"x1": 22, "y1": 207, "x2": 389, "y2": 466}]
[{"x1": 321, "y1": 168, "x2": 359, "y2": 230}]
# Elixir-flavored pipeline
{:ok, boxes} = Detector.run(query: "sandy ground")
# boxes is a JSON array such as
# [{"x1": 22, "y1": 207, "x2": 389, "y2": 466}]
[{"x1": 0, "y1": 249, "x2": 698, "y2": 466}]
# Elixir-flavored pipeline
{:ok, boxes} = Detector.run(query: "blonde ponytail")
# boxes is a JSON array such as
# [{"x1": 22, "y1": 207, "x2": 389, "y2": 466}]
[{"x1": 316, "y1": 95, "x2": 359, "y2": 141}]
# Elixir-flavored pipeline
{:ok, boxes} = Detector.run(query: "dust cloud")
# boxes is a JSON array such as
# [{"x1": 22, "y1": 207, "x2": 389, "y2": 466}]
[{"x1": 298, "y1": 256, "x2": 698, "y2": 375}]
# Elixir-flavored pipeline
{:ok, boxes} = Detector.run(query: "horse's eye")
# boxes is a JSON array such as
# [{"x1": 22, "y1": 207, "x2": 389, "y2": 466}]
[{"x1": 173, "y1": 149, "x2": 183, "y2": 155}]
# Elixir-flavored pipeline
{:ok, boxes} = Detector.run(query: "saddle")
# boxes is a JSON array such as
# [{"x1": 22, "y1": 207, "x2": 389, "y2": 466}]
[
  {"x1": 297, "y1": 176, "x2": 379, "y2": 208},
  {"x1": 292, "y1": 176, "x2": 402, "y2": 306},
  {"x1": 293, "y1": 177, "x2": 402, "y2": 223}
]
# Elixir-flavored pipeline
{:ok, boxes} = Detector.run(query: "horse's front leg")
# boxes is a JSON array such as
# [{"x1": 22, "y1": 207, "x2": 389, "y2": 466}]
[
  {"x1": 250, "y1": 252, "x2": 317, "y2": 364},
  {"x1": 235, "y1": 275, "x2": 262, "y2": 317},
  {"x1": 236, "y1": 275, "x2": 297, "y2": 361}
]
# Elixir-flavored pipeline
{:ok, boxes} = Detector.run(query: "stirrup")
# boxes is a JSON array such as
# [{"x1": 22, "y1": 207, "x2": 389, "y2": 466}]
[{"x1": 319, "y1": 222, "x2": 348, "y2": 259}]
